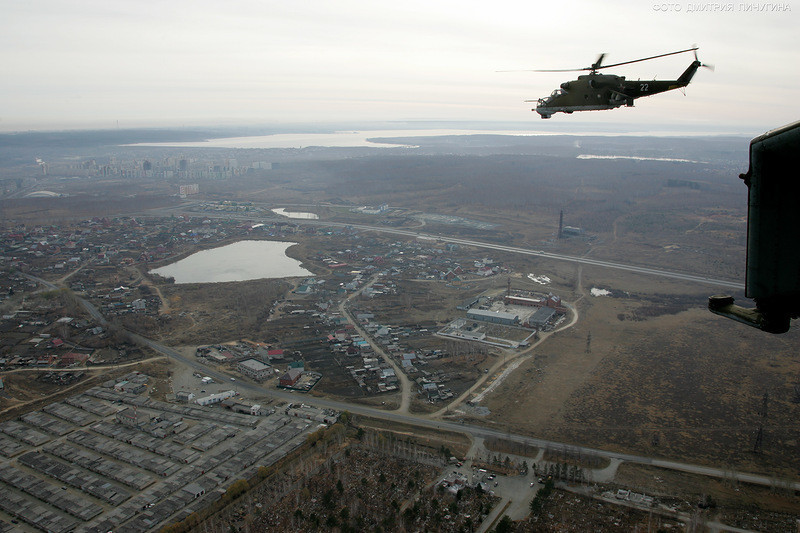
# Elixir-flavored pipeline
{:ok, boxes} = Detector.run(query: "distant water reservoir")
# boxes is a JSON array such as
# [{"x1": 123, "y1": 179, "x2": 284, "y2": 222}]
[
  {"x1": 126, "y1": 129, "x2": 532, "y2": 149},
  {"x1": 150, "y1": 240, "x2": 311, "y2": 284},
  {"x1": 577, "y1": 154, "x2": 703, "y2": 163},
  {"x1": 272, "y1": 208, "x2": 319, "y2": 219}
]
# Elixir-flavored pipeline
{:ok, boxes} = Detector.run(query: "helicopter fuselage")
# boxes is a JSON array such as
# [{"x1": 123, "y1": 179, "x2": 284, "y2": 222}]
[{"x1": 534, "y1": 60, "x2": 701, "y2": 118}]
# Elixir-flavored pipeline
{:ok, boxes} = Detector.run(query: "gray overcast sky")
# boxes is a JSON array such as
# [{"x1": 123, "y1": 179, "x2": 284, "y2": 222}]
[{"x1": 1, "y1": 0, "x2": 798, "y2": 134}]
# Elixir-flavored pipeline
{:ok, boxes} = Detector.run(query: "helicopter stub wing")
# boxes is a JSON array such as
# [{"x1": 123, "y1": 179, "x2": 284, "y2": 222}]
[{"x1": 609, "y1": 88, "x2": 635, "y2": 106}]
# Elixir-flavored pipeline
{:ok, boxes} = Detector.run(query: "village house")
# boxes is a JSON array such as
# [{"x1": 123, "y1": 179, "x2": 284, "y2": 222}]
[{"x1": 279, "y1": 367, "x2": 303, "y2": 388}]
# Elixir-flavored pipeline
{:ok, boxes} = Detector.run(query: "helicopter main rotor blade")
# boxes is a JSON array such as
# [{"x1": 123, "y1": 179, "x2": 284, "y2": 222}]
[
  {"x1": 597, "y1": 47, "x2": 699, "y2": 70},
  {"x1": 499, "y1": 47, "x2": 701, "y2": 74},
  {"x1": 496, "y1": 68, "x2": 589, "y2": 72},
  {"x1": 531, "y1": 68, "x2": 595, "y2": 72}
]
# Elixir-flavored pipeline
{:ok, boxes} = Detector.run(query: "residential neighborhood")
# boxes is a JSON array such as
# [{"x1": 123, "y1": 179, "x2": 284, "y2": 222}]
[{"x1": 1, "y1": 208, "x2": 565, "y2": 410}]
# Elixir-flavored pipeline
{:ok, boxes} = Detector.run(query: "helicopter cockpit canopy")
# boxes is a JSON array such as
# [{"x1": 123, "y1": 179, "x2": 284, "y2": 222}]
[{"x1": 538, "y1": 89, "x2": 565, "y2": 107}]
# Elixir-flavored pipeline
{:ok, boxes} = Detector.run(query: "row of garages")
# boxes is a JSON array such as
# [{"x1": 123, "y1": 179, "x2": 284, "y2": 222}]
[
  {"x1": 18, "y1": 450, "x2": 131, "y2": 506},
  {"x1": 44, "y1": 440, "x2": 154, "y2": 491},
  {"x1": 0, "y1": 488, "x2": 78, "y2": 533},
  {"x1": 0, "y1": 463, "x2": 104, "y2": 520},
  {"x1": 68, "y1": 428, "x2": 182, "y2": 478},
  {"x1": 0, "y1": 384, "x2": 316, "y2": 533},
  {"x1": 86, "y1": 414, "x2": 312, "y2": 533}
]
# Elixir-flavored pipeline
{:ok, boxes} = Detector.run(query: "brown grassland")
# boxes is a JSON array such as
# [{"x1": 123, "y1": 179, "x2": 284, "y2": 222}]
[{"x1": 480, "y1": 263, "x2": 800, "y2": 477}]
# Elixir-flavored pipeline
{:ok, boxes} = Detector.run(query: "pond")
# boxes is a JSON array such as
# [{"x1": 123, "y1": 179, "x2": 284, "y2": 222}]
[
  {"x1": 272, "y1": 208, "x2": 319, "y2": 220},
  {"x1": 150, "y1": 240, "x2": 312, "y2": 284}
]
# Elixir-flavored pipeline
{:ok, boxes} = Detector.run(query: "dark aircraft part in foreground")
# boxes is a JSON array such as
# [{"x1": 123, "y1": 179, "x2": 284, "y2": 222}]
[{"x1": 709, "y1": 120, "x2": 800, "y2": 333}]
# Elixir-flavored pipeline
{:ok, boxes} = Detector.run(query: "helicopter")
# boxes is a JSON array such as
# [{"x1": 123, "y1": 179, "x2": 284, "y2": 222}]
[{"x1": 523, "y1": 47, "x2": 712, "y2": 119}]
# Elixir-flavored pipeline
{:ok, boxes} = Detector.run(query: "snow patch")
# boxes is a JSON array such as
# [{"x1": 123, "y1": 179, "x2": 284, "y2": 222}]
[
  {"x1": 527, "y1": 273, "x2": 551, "y2": 285},
  {"x1": 591, "y1": 288, "x2": 611, "y2": 297}
]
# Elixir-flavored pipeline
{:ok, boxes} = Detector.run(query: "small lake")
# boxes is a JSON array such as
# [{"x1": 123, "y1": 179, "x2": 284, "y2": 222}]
[
  {"x1": 150, "y1": 240, "x2": 312, "y2": 284},
  {"x1": 272, "y1": 208, "x2": 319, "y2": 219}
]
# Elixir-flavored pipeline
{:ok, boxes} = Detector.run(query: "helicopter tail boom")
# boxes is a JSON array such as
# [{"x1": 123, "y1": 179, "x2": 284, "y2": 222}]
[
  {"x1": 677, "y1": 60, "x2": 702, "y2": 86},
  {"x1": 620, "y1": 59, "x2": 704, "y2": 99}
]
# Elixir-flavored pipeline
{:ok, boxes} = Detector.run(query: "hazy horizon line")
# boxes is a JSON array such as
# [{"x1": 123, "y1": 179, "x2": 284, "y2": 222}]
[{"x1": 0, "y1": 119, "x2": 759, "y2": 138}]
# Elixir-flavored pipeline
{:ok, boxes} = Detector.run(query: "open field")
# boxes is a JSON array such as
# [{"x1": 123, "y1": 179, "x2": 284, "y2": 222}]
[
  {"x1": 154, "y1": 278, "x2": 292, "y2": 344},
  {"x1": 615, "y1": 462, "x2": 800, "y2": 530},
  {"x1": 0, "y1": 194, "x2": 179, "y2": 224},
  {"x1": 0, "y1": 370, "x2": 97, "y2": 419},
  {"x1": 481, "y1": 265, "x2": 800, "y2": 477}
]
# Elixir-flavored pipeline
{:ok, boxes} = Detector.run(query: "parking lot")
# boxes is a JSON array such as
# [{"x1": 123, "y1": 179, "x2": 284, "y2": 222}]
[{"x1": 442, "y1": 438, "x2": 545, "y2": 532}]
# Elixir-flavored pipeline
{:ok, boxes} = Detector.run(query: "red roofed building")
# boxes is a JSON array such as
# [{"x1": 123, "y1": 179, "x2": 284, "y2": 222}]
[{"x1": 279, "y1": 368, "x2": 303, "y2": 388}]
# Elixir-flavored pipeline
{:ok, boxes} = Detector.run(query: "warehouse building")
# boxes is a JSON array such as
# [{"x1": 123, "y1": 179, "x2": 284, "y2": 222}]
[
  {"x1": 466, "y1": 309, "x2": 519, "y2": 326},
  {"x1": 527, "y1": 306, "x2": 557, "y2": 328},
  {"x1": 237, "y1": 358, "x2": 272, "y2": 381},
  {"x1": 195, "y1": 390, "x2": 236, "y2": 406}
]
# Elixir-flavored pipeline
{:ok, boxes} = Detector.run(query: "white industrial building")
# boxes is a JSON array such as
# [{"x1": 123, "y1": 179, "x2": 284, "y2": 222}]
[{"x1": 195, "y1": 390, "x2": 236, "y2": 406}]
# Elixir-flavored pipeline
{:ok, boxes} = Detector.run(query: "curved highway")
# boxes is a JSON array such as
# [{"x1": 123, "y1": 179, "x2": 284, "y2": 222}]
[
  {"x1": 113, "y1": 331, "x2": 800, "y2": 492},
  {"x1": 143, "y1": 205, "x2": 744, "y2": 291}
]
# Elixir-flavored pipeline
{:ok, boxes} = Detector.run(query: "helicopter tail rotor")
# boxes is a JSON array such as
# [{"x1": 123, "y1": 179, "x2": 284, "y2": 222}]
[{"x1": 694, "y1": 48, "x2": 715, "y2": 71}]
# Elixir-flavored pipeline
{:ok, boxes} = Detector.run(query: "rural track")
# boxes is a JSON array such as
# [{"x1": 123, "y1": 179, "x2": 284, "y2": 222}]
[{"x1": 338, "y1": 272, "x2": 413, "y2": 413}]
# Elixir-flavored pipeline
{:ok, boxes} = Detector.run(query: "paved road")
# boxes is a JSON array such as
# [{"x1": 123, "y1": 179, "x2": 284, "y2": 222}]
[
  {"x1": 124, "y1": 330, "x2": 800, "y2": 494},
  {"x1": 43, "y1": 293, "x2": 800, "y2": 496},
  {"x1": 26, "y1": 279, "x2": 782, "y2": 496},
  {"x1": 23, "y1": 224, "x2": 788, "y2": 498},
  {"x1": 139, "y1": 205, "x2": 744, "y2": 291}
]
